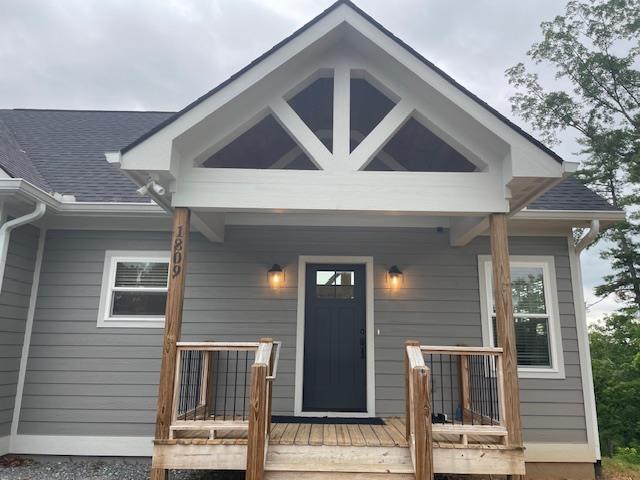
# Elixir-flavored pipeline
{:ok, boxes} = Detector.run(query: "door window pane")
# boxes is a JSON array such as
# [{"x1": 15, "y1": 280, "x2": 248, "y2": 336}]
[{"x1": 316, "y1": 270, "x2": 355, "y2": 299}]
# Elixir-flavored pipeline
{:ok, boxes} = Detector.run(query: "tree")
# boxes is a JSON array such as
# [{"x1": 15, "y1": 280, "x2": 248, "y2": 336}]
[
  {"x1": 590, "y1": 309, "x2": 640, "y2": 454},
  {"x1": 506, "y1": 0, "x2": 640, "y2": 311}
]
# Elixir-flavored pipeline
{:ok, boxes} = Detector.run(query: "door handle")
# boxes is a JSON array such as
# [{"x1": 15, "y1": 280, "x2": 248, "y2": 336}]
[{"x1": 360, "y1": 336, "x2": 366, "y2": 359}]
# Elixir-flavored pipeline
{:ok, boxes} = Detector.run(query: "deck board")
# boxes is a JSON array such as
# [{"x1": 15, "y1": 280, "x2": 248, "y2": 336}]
[{"x1": 168, "y1": 417, "x2": 511, "y2": 449}]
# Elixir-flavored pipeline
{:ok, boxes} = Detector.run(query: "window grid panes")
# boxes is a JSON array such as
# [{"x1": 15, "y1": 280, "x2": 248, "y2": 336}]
[
  {"x1": 488, "y1": 263, "x2": 553, "y2": 368},
  {"x1": 316, "y1": 270, "x2": 355, "y2": 299}
]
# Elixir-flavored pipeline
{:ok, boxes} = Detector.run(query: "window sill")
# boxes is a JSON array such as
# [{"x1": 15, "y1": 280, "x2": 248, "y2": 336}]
[
  {"x1": 518, "y1": 367, "x2": 565, "y2": 380},
  {"x1": 97, "y1": 317, "x2": 165, "y2": 329}
]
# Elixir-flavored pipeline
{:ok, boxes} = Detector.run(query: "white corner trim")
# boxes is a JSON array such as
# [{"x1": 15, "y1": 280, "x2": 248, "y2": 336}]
[
  {"x1": 0, "y1": 435, "x2": 9, "y2": 456},
  {"x1": 524, "y1": 442, "x2": 597, "y2": 463},
  {"x1": 10, "y1": 227, "x2": 46, "y2": 446},
  {"x1": 97, "y1": 250, "x2": 169, "y2": 329},
  {"x1": 294, "y1": 255, "x2": 375, "y2": 417},
  {"x1": 478, "y1": 254, "x2": 565, "y2": 379},
  {"x1": 567, "y1": 236, "x2": 601, "y2": 460},
  {"x1": 10, "y1": 435, "x2": 153, "y2": 457}
]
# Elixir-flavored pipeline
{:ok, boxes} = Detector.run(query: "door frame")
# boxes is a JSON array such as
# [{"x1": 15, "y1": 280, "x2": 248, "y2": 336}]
[{"x1": 294, "y1": 255, "x2": 376, "y2": 418}]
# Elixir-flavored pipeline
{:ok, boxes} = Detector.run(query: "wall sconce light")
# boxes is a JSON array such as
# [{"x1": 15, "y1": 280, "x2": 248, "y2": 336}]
[
  {"x1": 387, "y1": 265, "x2": 404, "y2": 290},
  {"x1": 268, "y1": 264, "x2": 285, "y2": 289}
]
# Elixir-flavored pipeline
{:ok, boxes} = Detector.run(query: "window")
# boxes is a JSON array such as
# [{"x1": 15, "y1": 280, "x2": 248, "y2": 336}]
[
  {"x1": 98, "y1": 251, "x2": 170, "y2": 328},
  {"x1": 316, "y1": 270, "x2": 355, "y2": 299},
  {"x1": 478, "y1": 255, "x2": 565, "y2": 379}
]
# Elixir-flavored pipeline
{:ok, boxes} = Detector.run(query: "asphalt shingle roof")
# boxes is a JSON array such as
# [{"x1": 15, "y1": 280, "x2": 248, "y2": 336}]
[
  {"x1": 0, "y1": 109, "x2": 172, "y2": 202},
  {"x1": 528, "y1": 176, "x2": 617, "y2": 211},
  {"x1": 0, "y1": 108, "x2": 618, "y2": 211}
]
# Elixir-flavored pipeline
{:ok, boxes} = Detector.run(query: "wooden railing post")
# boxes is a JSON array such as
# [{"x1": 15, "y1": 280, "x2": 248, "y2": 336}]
[
  {"x1": 413, "y1": 366, "x2": 433, "y2": 480},
  {"x1": 490, "y1": 213, "x2": 523, "y2": 448},
  {"x1": 404, "y1": 340, "x2": 420, "y2": 440},
  {"x1": 151, "y1": 207, "x2": 190, "y2": 480},
  {"x1": 458, "y1": 354, "x2": 471, "y2": 420},
  {"x1": 246, "y1": 362, "x2": 268, "y2": 480}
]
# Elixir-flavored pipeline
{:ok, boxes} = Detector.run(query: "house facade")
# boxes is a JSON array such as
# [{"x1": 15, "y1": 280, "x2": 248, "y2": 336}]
[{"x1": 0, "y1": 2, "x2": 626, "y2": 479}]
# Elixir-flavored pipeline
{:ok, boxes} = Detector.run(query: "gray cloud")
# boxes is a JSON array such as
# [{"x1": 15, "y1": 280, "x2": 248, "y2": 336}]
[{"x1": 0, "y1": 0, "x2": 616, "y2": 320}]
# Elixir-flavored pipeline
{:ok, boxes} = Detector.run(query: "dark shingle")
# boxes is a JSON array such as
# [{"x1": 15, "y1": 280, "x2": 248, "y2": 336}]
[
  {"x1": 529, "y1": 176, "x2": 619, "y2": 211},
  {"x1": 0, "y1": 109, "x2": 172, "y2": 202},
  {"x1": 0, "y1": 109, "x2": 618, "y2": 211}
]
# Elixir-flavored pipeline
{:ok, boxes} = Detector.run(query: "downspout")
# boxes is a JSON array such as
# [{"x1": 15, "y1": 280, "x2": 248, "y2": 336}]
[
  {"x1": 0, "y1": 202, "x2": 46, "y2": 293},
  {"x1": 576, "y1": 219, "x2": 600, "y2": 253},
  {"x1": 570, "y1": 218, "x2": 602, "y2": 465}
]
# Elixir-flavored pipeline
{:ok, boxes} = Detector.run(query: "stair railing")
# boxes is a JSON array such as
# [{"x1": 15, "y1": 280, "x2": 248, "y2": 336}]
[{"x1": 404, "y1": 341, "x2": 434, "y2": 480}]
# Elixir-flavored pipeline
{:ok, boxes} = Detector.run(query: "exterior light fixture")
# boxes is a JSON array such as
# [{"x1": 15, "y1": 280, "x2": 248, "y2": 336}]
[
  {"x1": 268, "y1": 264, "x2": 285, "y2": 289},
  {"x1": 387, "y1": 265, "x2": 403, "y2": 290}
]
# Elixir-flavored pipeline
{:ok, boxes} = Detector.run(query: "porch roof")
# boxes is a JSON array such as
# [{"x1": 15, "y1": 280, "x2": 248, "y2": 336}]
[
  {"x1": 0, "y1": 109, "x2": 618, "y2": 212},
  {"x1": 120, "y1": 0, "x2": 563, "y2": 165}
]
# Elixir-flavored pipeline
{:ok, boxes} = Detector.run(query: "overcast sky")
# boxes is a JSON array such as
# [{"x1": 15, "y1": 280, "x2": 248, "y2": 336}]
[{"x1": 0, "y1": 0, "x2": 622, "y2": 322}]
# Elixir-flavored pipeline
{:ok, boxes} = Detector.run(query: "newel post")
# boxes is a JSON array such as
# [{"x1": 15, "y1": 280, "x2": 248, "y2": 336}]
[
  {"x1": 150, "y1": 207, "x2": 190, "y2": 480},
  {"x1": 489, "y1": 213, "x2": 523, "y2": 448}
]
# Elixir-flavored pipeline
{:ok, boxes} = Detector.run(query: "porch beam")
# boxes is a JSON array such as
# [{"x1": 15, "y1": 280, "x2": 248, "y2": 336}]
[
  {"x1": 449, "y1": 216, "x2": 489, "y2": 247},
  {"x1": 489, "y1": 213, "x2": 523, "y2": 448},
  {"x1": 150, "y1": 207, "x2": 191, "y2": 480},
  {"x1": 191, "y1": 211, "x2": 225, "y2": 243}
]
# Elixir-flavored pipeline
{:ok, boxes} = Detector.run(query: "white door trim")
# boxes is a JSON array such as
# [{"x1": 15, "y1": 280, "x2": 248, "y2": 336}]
[{"x1": 294, "y1": 255, "x2": 376, "y2": 417}]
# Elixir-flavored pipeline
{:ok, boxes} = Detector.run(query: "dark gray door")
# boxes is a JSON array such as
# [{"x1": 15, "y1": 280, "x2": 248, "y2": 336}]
[{"x1": 303, "y1": 263, "x2": 367, "y2": 412}]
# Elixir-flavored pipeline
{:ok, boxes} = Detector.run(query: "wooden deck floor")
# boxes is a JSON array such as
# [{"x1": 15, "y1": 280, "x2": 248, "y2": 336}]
[
  {"x1": 157, "y1": 417, "x2": 525, "y2": 475},
  {"x1": 172, "y1": 417, "x2": 508, "y2": 449}
]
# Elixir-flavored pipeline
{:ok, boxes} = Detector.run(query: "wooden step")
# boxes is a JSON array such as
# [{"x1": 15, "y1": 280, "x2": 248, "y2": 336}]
[
  {"x1": 265, "y1": 472, "x2": 415, "y2": 479},
  {"x1": 267, "y1": 444, "x2": 412, "y2": 467},
  {"x1": 265, "y1": 444, "x2": 414, "y2": 478},
  {"x1": 266, "y1": 462, "x2": 414, "y2": 474}
]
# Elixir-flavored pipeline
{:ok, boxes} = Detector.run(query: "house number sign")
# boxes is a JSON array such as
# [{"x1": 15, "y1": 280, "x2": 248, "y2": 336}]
[{"x1": 172, "y1": 225, "x2": 185, "y2": 278}]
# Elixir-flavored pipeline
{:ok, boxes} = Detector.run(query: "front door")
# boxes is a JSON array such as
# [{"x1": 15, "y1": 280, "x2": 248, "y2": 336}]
[{"x1": 303, "y1": 263, "x2": 367, "y2": 412}]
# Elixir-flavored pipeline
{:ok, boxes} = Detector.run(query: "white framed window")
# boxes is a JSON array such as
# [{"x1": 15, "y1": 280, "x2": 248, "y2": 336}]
[
  {"x1": 478, "y1": 255, "x2": 565, "y2": 379},
  {"x1": 97, "y1": 250, "x2": 170, "y2": 328}
]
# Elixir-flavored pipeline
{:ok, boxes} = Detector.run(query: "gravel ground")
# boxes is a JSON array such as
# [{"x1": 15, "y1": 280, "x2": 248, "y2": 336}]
[
  {"x1": 0, "y1": 455, "x2": 498, "y2": 479},
  {"x1": 0, "y1": 456, "x2": 243, "y2": 480}
]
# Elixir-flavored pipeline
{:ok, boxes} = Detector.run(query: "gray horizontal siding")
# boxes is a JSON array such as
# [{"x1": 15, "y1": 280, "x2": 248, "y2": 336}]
[
  {"x1": 0, "y1": 224, "x2": 39, "y2": 436},
  {"x1": 20, "y1": 227, "x2": 586, "y2": 444}
]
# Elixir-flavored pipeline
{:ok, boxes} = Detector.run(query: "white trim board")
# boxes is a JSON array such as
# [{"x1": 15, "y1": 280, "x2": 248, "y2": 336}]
[
  {"x1": 477, "y1": 254, "x2": 565, "y2": 379},
  {"x1": 0, "y1": 435, "x2": 9, "y2": 456},
  {"x1": 10, "y1": 435, "x2": 153, "y2": 457},
  {"x1": 567, "y1": 236, "x2": 601, "y2": 461},
  {"x1": 524, "y1": 442, "x2": 597, "y2": 463},
  {"x1": 96, "y1": 250, "x2": 170, "y2": 329},
  {"x1": 294, "y1": 255, "x2": 376, "y2": 418}
]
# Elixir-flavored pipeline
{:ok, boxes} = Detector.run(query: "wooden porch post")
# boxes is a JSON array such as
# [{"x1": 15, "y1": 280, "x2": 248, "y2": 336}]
[
  {"x1": 489, "y1": 213, "x2": 523, "y2": 448},
  {"x1": 150, "y1": 207, "x2": 191, "y2": 480}
]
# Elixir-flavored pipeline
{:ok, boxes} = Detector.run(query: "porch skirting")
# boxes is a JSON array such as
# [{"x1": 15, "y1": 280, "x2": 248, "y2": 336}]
[{"x1": 8, "y1": 434, "x2": 597, "y2": 463}]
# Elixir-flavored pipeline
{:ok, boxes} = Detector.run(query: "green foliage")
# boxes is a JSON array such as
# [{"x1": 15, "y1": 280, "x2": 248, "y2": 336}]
[
  {"x1": 507, "y1": 0, "x2": 640, "y2": 310},
  {"x1": 615, "y1": 447, "x2": 640, "y2": 465},
  {"x1": 590, "y1": 310, "x2": 640, "y2": 455},
  {"x1": 509, "y1": 0, "x2": 640, "y2": 457}
]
